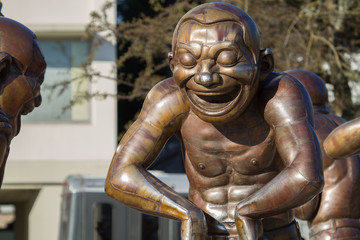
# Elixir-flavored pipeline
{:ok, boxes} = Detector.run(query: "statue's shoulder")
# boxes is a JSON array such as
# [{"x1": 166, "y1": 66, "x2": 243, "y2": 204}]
[
  {"x1": 260, "y1": 72, "x2": 314, "y2": 124},
  {"x1": 260, "y1": 71, "x2": 310, "y2": 102},
  {"x1": 327, "y1": 113, "x2": 346, "y2": 126},
  {"x1": 146, "y1": 78, "x2": 181, "y2": 102},
  {"x1": 143, "y1": 78, "x2": 188, "y2": 117},
  {"x1": 261, "y1": 72, "x2": 301, "y2": 91}
]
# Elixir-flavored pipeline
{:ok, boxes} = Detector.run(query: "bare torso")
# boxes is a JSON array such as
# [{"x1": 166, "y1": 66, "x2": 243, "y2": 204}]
[
  {"x1": 180, "y1": 103, "x2": 292, "y2": 235},
  {"x1": 106, "y1": 74, "x2": 322, "y2": 239},
  {"x1": 311, "y1": 112, "x2": 360, "y2": 225}
]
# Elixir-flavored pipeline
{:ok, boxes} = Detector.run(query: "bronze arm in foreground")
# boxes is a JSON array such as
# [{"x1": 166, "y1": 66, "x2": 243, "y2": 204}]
[
  {"x1": 105, "y1": 80, "x2": 208, "y2": 239},
  {"x1": 324, "y1": 117, "x2": 360, "y2": 159},
  {"x1": 235, "y1": 73, "x2": 323, "y2": 221}
]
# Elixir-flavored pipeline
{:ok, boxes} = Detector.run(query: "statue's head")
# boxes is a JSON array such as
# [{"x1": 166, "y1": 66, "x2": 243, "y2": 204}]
[
  {"x1": 0, "y1": 17, "x2": 46, "y2": 138},
  {"x1": 169, "y1": 2, "x2": 273, "y2": 123},
  {"x1": 286, "y1": 69, "x2": 328, "y2": 107}
]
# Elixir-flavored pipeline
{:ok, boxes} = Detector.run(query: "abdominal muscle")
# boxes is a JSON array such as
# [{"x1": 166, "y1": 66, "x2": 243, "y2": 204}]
[{"x1": 187, "y1": 169, "x2": 294, "y2": 235}]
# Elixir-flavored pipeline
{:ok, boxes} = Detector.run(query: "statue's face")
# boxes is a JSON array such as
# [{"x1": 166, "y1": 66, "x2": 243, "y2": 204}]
[
  {"x1": 0, "y1": 42, "x2": 46, "y2": 138},
  {"x1": 172, "y1": 21, "x2": 259, "y2": 123}
]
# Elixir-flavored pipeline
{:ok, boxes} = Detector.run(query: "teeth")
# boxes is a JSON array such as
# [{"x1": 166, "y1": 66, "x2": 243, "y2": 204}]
[{"x1": 187, "y1": 86, "x2": 241, "y2": 112}]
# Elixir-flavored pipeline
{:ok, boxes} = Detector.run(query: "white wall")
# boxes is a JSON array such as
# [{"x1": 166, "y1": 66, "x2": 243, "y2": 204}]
[
  {"x1": 2, "y1": 0, "x2": 103, "y2": 34},
  {"x1": 0, "y1": 1, "x2": 117, "y2": 239},
  {"x1": 2, "y1": 0, "x2": 117, "y2": 166}
]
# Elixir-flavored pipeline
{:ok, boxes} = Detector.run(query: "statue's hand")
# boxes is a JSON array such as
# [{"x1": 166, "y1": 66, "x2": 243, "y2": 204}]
[
  {"x1": 181, "y1": 209, "x2": 207, "y2": 240},
  {"x1": 0, "y1": 109, "x2": 12, "y2": 143},
  {"x1": 235, "y1": 216, "x2": 263, "y2": 240}
]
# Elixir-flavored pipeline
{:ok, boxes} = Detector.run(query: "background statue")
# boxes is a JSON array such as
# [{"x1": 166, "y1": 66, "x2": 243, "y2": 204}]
[
  {"x1": 0, "y1": 15, "x2": 46, "y2": 186},
  {"x1": 324, "y1": 116, "x2": 360, "y2": 159},
  {"x1": 287, "y1": 69, "x2": 360, "y2": 240},
  {"x1": 105, "y1": 3, "x2": 323, "y2": 239}
]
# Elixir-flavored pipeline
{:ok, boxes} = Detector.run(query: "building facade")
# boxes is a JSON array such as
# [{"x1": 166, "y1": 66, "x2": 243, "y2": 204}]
[{"x1": 0, "y1": 1, "x2": 117, "y2": 239}]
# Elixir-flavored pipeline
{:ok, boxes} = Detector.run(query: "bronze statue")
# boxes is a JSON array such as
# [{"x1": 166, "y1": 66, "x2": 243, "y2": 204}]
[
  {"x1": 324, "y1": 117, "x2": 360, "y2": 159},
  {"x1": 0, "y1": 16, "x2": 46, "y2": 186},
  {"x1": 287, "y1": 69, "x2": 360, "y2": 240},
  {"x1": 106, "y1": 3, "x2": 323, "y2": 239}
]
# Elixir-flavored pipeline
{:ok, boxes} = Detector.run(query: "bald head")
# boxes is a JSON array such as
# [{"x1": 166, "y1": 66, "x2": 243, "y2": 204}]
[
  {"x1": 0, "y1": 16, "x2": 46, "y2": 138},
  {"x1": 172, "y1": 2, "x2": 261, "y2": 62},
  {"x1": 0, "y1": 17, "x2": 41, "y2": 74}
]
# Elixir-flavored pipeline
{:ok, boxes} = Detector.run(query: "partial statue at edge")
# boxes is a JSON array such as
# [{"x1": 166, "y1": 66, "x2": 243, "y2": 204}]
[
  {"x1": 0, "y1": 3, "x2": 47, "y2": 186},
  {"x1": 287, "y1": 69, "x2": 360, "y2": 240},
  {"x1": 106, "y1": 3, "x2": 323, "y2": 240},
  {"x1": 324, "y1": 115, "x2": 360, "y2": 160}
]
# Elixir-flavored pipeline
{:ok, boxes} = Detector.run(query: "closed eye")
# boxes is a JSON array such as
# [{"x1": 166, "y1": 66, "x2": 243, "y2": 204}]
[
  {"x1": 216, "y1": 50, "x2": 239, "y2": 67},
  {"x1": 179, "y1": 52, "x2": 197, "y2": 68}
]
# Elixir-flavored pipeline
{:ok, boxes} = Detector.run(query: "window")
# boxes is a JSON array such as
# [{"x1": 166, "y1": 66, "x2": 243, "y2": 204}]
[
  {"x1": 0, "y1": 204, "x2": 15, "y2": 240},
  {"x1": 93, "y1": 203, "x2": 112, "y2": 240},
  {"x1": 23, "y1": 40, "x2": 90, "y2": 122}
]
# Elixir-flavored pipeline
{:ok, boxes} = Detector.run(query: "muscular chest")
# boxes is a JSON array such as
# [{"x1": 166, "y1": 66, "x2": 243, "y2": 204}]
[{"x1": 181, "y1": 111, "x2": 277, "y2": 177}]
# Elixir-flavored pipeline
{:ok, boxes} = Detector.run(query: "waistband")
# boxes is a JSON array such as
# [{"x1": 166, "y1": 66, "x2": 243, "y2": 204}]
[
  {"x1": 207, "y1": 220, "x2": 301, "y2": 240},
  {"x1": 310, "y1": 218, "x2": 360, "y2": 237},
  {"x1": 207, "y1": 236, "x2": 235, "y2": 240},
  {"x1": 264, "y1": 220, "x2": 301, "y2": 240}
]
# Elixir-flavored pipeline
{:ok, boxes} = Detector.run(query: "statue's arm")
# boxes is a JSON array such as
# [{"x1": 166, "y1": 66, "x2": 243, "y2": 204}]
[
  {"x1": 105, "y1": 80, "x2": 206, "y2": 238},
  {"x1": 236, "y1": 75, "x2": 323, "y2": 219},
  {"x1": 324, "y1": 117, "x2": 360, "y2": 159},
  {"x1": 295, "y1": 113, "x2": 344, "y2": 220},
  {"x1": 294, "y1": 191, "x2": 320, "y2": 220}
]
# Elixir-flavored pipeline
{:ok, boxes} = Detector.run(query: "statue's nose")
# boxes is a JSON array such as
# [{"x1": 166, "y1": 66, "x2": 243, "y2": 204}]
[
  {"x1": 194, "y1": 60, "x2": 219, "y2": 87},
  {"x1": 195, "y1": 73, "x2": 213, "y2": 86}
]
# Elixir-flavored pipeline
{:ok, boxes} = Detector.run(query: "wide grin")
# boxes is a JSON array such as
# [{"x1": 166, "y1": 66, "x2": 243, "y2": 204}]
[{"x1": 186, "y1": 85, "x2": 241, "y2": 114}]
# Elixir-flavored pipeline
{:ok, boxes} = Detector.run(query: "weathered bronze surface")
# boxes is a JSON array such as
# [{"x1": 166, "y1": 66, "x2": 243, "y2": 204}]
[
  {"x1": 287, "y1": 69, "x2": 360, "y2": 239},
  {"x1": 324, "y1": 116, "x2": 360, "y2": 159},
  {"x1": 0, "y1": 16, "x2": 46, "y2": 186},
  {"x1": 106, "y1": 3, "x2": 323, "y2": 239}
]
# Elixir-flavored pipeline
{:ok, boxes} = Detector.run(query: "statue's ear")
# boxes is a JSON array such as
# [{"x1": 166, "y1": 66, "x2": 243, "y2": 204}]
[
  {"x1": 259, "y1": 48, "x2": 274, "y2": 81},
  {"x1": 168, "y1": 52, "x2": 174, "y2": 72}
]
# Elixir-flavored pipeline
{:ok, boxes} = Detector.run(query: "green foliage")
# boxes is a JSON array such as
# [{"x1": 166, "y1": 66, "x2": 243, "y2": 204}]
[
  {"x1": 83, "y1": 0, "x2": 360, "y2": 135},
  {"x1": 273, "y1": 0, "x2": 360, "y2": 118}
]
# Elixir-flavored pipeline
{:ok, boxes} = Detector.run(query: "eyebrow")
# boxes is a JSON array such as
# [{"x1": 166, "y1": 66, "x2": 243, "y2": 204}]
[
  {"x1": 208, "y1": 42, "x2": 238, "y2": 58},
  {"x1": 176, "y1": 42, "x2": 202, "y2": 58}
]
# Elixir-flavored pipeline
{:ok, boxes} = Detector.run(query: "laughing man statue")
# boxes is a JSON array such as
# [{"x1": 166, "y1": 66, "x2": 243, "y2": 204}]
[
  {"x1": 106, "y1": 3, "x2": 323, "y2": 239},
  {"x1": 0, "y1": 14, "x2": 46, "y2": 186}
]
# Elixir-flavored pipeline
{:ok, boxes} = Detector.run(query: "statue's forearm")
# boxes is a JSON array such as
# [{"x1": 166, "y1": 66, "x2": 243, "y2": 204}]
[
  {"x1": 106, "y1": 137, "x2": 198, "y2": 221},
  {"x1": 236, "y1": 166, "x2": 322, "y2": 219},
  {"x1": 237, "y1": 123, "x2": 323, "y2": 219},
  {"x1": 106, "y1": 164, "x2": 200, "y2": 221},
  {"x1": 324, "y1": 117, "x2": 360, "y2": 159},
  {"x1": 105, "y1": 84, "x2": 193, "y2": 220}
]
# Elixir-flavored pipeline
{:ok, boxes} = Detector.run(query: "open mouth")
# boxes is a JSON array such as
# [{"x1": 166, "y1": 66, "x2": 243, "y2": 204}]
[{"x1": 186, "y1": 86, "x2": 241, "y2": 112}]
